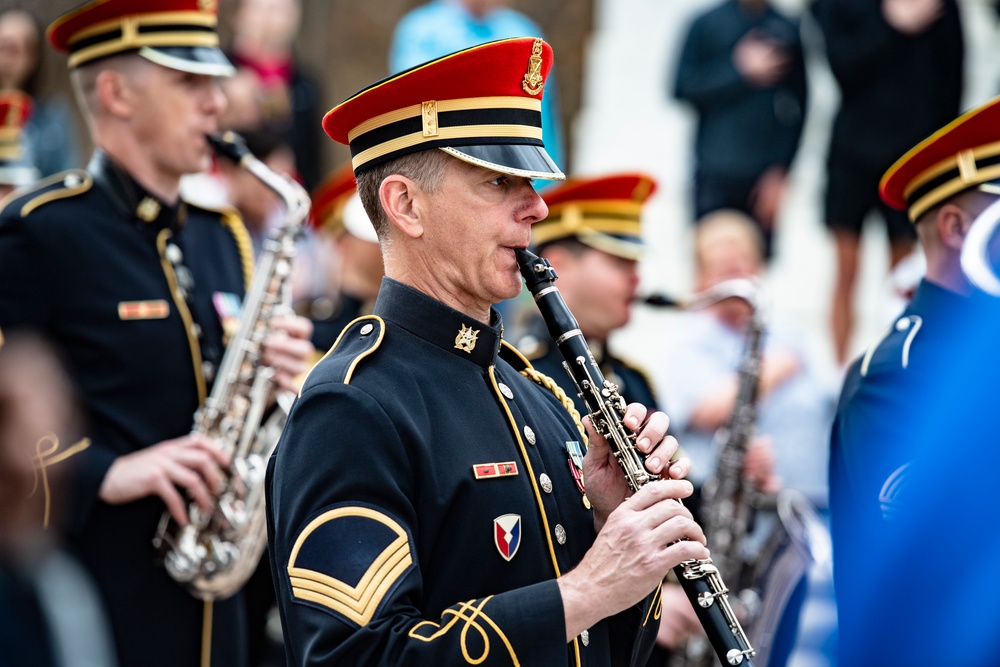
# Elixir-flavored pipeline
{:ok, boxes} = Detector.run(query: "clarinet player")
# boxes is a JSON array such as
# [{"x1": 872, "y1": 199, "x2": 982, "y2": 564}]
[
  {"x1": 0, "y1": 1, "x2": 314, "y2": 665},
  {"x1": 266, "y1": 38, "x2": 709, "y2": 666}
]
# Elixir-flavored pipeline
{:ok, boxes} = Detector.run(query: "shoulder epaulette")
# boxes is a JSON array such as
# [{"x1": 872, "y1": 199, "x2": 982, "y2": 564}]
[
  {"x1": 860, "y1": 314, "x2": 924, "y2": 377},
  {"x1": 0, "y1": 169, "x2": 92, "y2": 218},
  {"x1": 299, "y1": 316, "x2": 384, "y2": 394}
]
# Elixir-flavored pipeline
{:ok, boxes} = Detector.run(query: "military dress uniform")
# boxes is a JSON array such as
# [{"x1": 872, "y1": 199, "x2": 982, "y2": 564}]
[
  {"x1": 266, "y1": 38, "x2": 666, "y2": 667},
  {"x1": 830, "y1": 96, "x2": 1000, "y2": 666},
  {"x1": 0, "y1": 148, "x2": 252, "y2": 665},
  {"x1": 268, "y1": 279, "x2": 660, "y2": 666}
]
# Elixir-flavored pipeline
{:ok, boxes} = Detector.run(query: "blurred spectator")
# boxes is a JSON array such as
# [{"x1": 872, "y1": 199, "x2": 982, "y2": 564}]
[
  {"x1": 0, "y1": 6, "x2": 81, "y2": 177},
  {"x1": 0, "y1": 332, "x2": 117, "y2": 667},
  {"x1": 389, "y1": 0, "x2": 565, "y2": 171},
  {"x1": 812, "y1": 0, "x2": 964, "y2": 365},
  {"x1": 226, "y1": 0, "x2": 324, "y2": 190},
  {"x1": 673, "y1": 0, "x2": 807, "y2": 260},
  {"x1": 657, "y1": 210, "x2": 834, "y2": 506},
  {"x1": 0, "y1": 88, "x2": 37, "y2": 196},
  {"x1": 305, "y1": 164, "x2": 383, "y2": 352}
]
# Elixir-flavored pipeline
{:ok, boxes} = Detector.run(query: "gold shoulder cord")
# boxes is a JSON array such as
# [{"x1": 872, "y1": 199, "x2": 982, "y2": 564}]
[{"x1": 518, "y1": 367, "x2": 588, "y2": 445}]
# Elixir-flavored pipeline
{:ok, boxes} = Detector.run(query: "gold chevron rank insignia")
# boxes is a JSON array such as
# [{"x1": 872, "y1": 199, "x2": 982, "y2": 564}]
[{"x1": 287, "y1": 505, "x2": 413, "y2": 627}]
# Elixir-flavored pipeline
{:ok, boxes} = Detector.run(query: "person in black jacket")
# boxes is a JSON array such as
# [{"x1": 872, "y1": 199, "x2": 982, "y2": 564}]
[
  {"x1": 812, "y1": 0, "x2": 964, "y2": 365},
  {"x1": 674, "y1": 0, "x2": 808, "y2": 260},
  {"x1": 267, "y1": 38, "x2": 710, "y2": 667},
  {"x1": 0, "y1": 1, "x2": 314, "y2": 664}
]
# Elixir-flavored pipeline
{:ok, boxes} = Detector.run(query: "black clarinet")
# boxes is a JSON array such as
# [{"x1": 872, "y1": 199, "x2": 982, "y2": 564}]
[{"x1": 516, "y1": 248, "x2": 756, "y2": 667}]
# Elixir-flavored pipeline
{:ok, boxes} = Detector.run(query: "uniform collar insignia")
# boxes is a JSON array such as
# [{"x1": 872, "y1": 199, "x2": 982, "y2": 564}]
[
  {"x1": 373, "y1": 279, "x2": 502, "y2": 369},
  {"x1": 136, "y1": 197, "x2": 161, "y2": 222},
  {"x1": 454, "y1": 324, "x2": 479, "y2": 353}
]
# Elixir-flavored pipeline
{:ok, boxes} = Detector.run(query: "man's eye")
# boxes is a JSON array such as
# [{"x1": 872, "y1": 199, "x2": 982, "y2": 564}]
[{"x1": 490, "y1": 176, "x2": 509, "y2": 187}]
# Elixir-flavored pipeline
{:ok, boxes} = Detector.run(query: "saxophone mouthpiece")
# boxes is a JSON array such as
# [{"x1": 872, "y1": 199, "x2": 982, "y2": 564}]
[
  {"x1": 206, "y1": 131, "x2": 252, "y2": 165},
  {"x1": 638, "y1": 293, "x2": 683, "y2": 308}
]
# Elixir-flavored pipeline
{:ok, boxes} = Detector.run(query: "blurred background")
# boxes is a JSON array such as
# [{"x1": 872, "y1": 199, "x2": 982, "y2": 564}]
[{"x1": 13, "y1": 1, "x2": 1000, "y2": 665}]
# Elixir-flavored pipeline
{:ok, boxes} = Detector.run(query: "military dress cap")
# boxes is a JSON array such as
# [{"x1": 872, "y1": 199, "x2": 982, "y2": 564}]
[
  {"x1": 532, "y1": 173, "x2": 657, "y2": 260},
  {"x1": 881, "y1": 96, "x2": 1000, "y2": 222},
  {"x1": 310, "y1": 163, "x2": 379, "y2": 243},
  {"x1": 323, "y1": 37, "x2": 565, "y2": 180},
  {"x1": 47, "y1": 0, "x2": 235, "y2": 76},
  {"x1": 0, "y1": 90, "x2": 38, "y2": 187}
]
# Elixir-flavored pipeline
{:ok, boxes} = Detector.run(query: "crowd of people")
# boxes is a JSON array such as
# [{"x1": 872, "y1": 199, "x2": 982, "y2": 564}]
[{"x1": 0, "y1": 0, "x2": 997, "y2": 666}]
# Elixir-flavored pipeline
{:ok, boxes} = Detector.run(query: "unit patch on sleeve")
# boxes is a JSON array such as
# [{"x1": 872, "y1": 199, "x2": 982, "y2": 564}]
[{"x1": 287, "y1": 505, "x2": 413, "y2": 627}]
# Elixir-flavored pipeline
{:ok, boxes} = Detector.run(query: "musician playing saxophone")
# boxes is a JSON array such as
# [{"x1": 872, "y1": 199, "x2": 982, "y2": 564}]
[
  {"x1": 0, "y1": 2, "x2": 314, "y2": 665},
  {"x1": 832, "y1": 95, "x2": 1000, "y2": 666}
]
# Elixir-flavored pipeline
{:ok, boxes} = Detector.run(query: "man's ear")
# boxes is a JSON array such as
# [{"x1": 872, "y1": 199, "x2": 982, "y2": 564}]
[
  {"x1": 936, "y1": 202, "x2": 972, "y2": 251},
  {"x1": 380, "y1": 175, "x2": 424, "y2": 239},
  {"x1": 95, "y1": 68, "x2": 133, "y2": 119}
]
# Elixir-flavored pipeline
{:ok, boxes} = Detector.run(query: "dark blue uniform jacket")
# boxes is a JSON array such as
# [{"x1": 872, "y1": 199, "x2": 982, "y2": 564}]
[
  {"x1": 267, "y1": 278, "x2": 658, "y2": 666},
  {"x1": 830, "y1": 279, "x2": 1000, "y2": 666},
  {"x1": 0, "y1": 151, "x2": 252, "y2": 667}
]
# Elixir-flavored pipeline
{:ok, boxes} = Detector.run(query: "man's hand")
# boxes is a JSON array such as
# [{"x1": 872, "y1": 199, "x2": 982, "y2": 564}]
[
  {"x1": 262, "y1": 314, "x2": 315, "y2": 394},
  {"x1": 744, "y1": 435, "x2": 782, "y2": 494},
  {"x1": 883, "y1": 0, "x2": 943, "y2": 35},
  {"x1": 582, "y1": 403, "x2": 689, "y2": 530},
  {"x1": 558, "y1": 477, "x2": 709, "y2": 640},
  {"x1": 733, "y1": 32, "x2": 790, "y2": 88},
  {"x1": 99, "y1": 433, "x2": 231, "y2": 525}
]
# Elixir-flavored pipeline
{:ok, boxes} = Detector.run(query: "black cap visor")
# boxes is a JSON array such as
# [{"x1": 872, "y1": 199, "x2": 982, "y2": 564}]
[
  {"x1": 138, "y1": 45, "x2": 235, "y2": 77},
  {"x1": 441, "y1": 143, "x2": 565, "y2": 181}
]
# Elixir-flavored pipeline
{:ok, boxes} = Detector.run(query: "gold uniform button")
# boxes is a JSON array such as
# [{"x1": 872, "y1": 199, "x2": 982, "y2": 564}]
[
  {"x1": 581, "y1": 630, "x2": 590, "y2": 646},
  {"x1": 524, "y1": 425, "x2": 536, "y2": 444},
  {"x1": 539, "y1": 473, "x2": 552, "y2": 493},
  {"x1": 554, "y1": 524, "x2": 566, "y2": 544},
  {"x1": 498, "y1": 382, "x2": 514, "y2": 400}
]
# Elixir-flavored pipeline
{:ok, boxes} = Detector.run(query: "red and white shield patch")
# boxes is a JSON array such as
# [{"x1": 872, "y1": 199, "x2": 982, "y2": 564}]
[{"x1": 493, "y1": 513, "x2": 521, "y2": 562}]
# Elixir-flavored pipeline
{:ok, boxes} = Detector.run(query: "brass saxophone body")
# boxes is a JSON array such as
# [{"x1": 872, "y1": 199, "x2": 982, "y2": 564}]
[{"x1": 152, "y1": 131, "x2": 311, "y2": 601}]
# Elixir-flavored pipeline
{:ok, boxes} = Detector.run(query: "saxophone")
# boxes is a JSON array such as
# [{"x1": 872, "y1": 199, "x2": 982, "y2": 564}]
[
  {"x1": 152, "y1": 131, "x2": 311, "y2": 601},
  {"x1": 517, "y1": 249, "x2": 756, "y2": 667},
  {"x1": 645, "y1": 281, "x2": 828, "y2": 667}
]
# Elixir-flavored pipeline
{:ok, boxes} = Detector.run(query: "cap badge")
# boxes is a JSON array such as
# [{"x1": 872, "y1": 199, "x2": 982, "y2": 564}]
[
  {"x1": 421, "y1": 101, "x2": 439, "y2": 137},
  {"x1": 136, "y1": 197, "x2": 161, "y2": 222},
  {"x1": 198, "y1": 0, "x2": 218, "y2": 12},
  {"x1": 522, "y1": 38, "x2": 545, "y2": 96},
  {"x1": 454, "y1": 324, "x2": 479, "y2": 353},
  {"x1": 494, "y1": 513, "x2": 522, "y2": 561}
]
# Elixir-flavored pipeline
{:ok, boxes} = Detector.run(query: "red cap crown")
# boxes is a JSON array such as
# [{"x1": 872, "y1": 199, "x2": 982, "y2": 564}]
[
  {"x1": 309, "y1": 163, "x2": 357, "y2": 234},
  {"x1": 533, "y1": 173, "x2": 658, "y2": 259},
  {"x1": 47, "y1": 0, "x2": 233, "y2": 75},
  {"x1": 881, "y1": 96, "x2": 1000, "y2": 221},
  {"x1": 323, "y1": 37, "x2": 563, "y2": 180}
]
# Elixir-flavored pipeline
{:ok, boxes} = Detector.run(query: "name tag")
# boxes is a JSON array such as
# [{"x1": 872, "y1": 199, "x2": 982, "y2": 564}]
[{"x1": 118, "y1": 300, "x2": 169, "y2": 320}]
